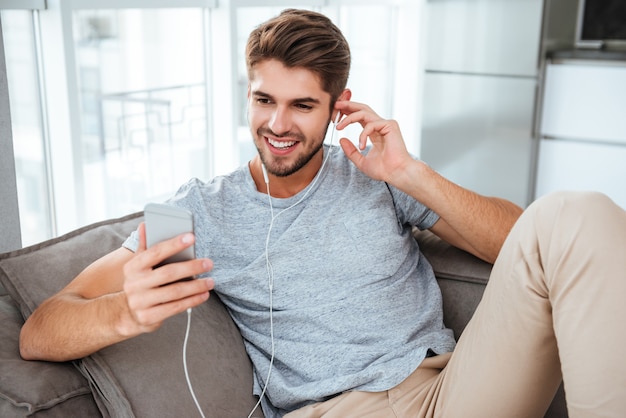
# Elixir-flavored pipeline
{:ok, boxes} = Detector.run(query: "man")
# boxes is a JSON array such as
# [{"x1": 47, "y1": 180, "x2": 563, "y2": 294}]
[{"x1": 20, "y1": 9, "x2": 626, "y2": 418}]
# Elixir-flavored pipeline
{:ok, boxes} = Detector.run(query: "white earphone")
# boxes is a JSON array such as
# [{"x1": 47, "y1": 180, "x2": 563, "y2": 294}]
[
  {"x1": 247, "y1": 111, "x2": 341, "y2": 418},
  {"x1": 261, "y1": 163, "x2": 269, "y2": 185},
  {"x1": 184, "y1": 112, "x2": 342, "y2": 418}
]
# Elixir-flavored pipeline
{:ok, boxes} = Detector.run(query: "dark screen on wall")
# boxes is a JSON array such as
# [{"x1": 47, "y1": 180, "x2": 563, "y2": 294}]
[{"x1": 580, "y1": 0, "x2": 626, "y2": 42}]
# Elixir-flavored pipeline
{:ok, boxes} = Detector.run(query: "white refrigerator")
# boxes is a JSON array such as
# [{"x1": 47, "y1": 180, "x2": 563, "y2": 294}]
[{"x1": 420, "y1": 0, "x2": 544, "y2": 207}]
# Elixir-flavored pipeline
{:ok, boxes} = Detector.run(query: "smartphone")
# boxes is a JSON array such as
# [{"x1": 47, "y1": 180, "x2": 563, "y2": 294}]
[{"x1": 144, "y1": 203, "x2": 195, "y2": 269}]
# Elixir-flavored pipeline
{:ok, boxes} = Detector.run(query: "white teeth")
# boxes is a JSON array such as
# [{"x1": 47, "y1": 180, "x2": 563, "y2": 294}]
[{"x1": 268, "y1": 138, "x2": 296, "y2": 149}]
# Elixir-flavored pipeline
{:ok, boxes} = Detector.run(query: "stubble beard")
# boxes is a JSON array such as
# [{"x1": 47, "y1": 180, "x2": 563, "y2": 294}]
[{"x1": 254, "y1": 124, "x2": 328, "y2": 178}]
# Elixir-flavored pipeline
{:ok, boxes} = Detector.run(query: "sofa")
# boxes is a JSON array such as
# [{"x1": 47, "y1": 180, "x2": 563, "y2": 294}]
[{"x1": 0, "y1": 212, "x2": 567, "y2": 417}]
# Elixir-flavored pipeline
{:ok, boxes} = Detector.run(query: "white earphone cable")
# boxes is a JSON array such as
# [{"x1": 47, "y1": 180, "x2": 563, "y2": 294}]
[
  {"x1": 183, "y1": 308, "x2": 206, "y2": 418},
  {"x1": 247, "y1": 179, "x2": 276, "y2": 418},
  {"x1": 247, "y1": 113, "x2": 340, "y2": 418},
  {"x1": 184, "y1": 114, "x2": 341, "y2": 418}
]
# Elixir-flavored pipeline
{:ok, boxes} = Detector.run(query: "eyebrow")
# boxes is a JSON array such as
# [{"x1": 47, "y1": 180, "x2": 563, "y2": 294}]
[{"x1": 252, "y1": 90, "x2": 322, "y2": 106}]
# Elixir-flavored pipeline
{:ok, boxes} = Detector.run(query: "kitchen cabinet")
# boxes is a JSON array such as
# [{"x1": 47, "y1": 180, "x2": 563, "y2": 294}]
[{"x1": 535, "y1": 59, "x2": 626, "y2": 209}]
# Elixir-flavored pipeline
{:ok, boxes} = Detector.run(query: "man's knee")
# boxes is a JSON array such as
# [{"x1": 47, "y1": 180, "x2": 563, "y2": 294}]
[
  {"x1": 533, "y1": 190, "x2": 613, "y2": 210},
  {"x1": 507, "y1": 191, "x2": 622, "y2": 262},
  {"x1": 523, "y1": 191, "x2": 626, "y2": 267},
  {"x1": 528, "y1": 191, "x2": 618, "y2": 227}
]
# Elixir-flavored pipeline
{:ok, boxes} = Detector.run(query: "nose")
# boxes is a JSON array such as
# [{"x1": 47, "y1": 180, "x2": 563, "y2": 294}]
[{"x1": 268, "y1": 107, "x2": 291, "y2": 136}]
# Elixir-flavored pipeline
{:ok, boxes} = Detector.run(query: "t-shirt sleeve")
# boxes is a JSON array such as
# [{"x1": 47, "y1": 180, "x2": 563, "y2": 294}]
[
  {"x1": 387, "y1": 184, "x2": 440, "y2": 230},
  {"x1": 385, "y1": 154, "x2": 440, "y2": 230},
  {"x1": 122, "y1": 229, "x2": 140, "y2": 253}
]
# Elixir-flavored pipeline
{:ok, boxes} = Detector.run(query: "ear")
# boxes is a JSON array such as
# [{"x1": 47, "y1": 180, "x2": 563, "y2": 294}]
[
  {"x1": 338, "y1": 88, "x2": 351, "y2": 101},
  {"x1": 332, "y1": 89, "x2": 352, "y2": 121}
]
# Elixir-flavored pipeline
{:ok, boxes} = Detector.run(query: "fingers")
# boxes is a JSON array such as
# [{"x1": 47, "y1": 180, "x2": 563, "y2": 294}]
[
  {"x1": 335, "y1": 100, "x2": 413, "y2": 184},
  {"x1": 334, "y1": 100, "x2": 380, "y2": 133},
  {"x1": 125, "y1": 231, "x2": 212, "y2": 289},
  {"x1": 137, "y1": 222, "x2": 147, "y2": 252},
  {"x1": 122, "y1": 231, "x2": 214, "y2": 332},
  {"x1": 135, "y1": 231, "x2": 197, "y2": 273},
  {"x1": 340, "y1": 138, "x2": 364, "y2": 168},
  {"x1": 334, "y1": 100, "x2": 390, "y2": 150},
  {"x1": 126, "y1": 276, "x2": 214, "y2": 329}
]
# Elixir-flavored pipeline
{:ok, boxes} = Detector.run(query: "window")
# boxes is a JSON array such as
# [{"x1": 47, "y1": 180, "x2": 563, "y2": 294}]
[
  {"x1": 72, "y1": 8, "x2": 211, "y2": 222},
  {"x1": 2, "y1": 0, "x2": 421, "y2": 246}
]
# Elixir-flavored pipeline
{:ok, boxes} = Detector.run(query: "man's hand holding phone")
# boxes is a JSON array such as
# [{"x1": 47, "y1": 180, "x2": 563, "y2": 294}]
[{"x1": 119, "y1": 204, "x2": 214, "y2": 335}]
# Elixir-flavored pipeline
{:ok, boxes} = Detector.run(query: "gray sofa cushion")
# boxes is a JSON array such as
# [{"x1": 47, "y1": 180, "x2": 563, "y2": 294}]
[
  {"x1": 413, "y1": 229, "x2": 491, "y2": 339},
  {"x1": 0, "y1": 213, "x2": 145, "y2": 318},
  {"x1": 0, "y1": 213, "x2": 261, "y2": 418}
]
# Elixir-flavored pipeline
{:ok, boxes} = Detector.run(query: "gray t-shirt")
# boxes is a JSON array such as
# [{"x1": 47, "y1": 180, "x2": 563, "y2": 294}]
[{"x1": 124, "y1": 146, "x2": 456, "y2": 417}]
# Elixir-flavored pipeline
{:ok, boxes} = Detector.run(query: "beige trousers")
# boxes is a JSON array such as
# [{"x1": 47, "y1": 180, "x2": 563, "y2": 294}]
[{"x1": 287, "y1": 191, "x2": 626, "y2": 418}]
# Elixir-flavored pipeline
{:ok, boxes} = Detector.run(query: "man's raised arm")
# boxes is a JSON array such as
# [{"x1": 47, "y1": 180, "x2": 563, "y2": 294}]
[{"x1": 336, "y1": 100, "x2": 522, "y2": 264}]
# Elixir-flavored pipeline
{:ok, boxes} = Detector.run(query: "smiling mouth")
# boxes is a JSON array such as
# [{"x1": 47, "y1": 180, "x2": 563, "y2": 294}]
[{"x1": 267, "y1": 137, "x2": 297, "y2": 150}]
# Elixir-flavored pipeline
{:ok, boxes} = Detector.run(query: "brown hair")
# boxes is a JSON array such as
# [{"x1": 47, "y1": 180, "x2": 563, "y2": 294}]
[{"x1": 246, "y1": 9, "x2": 351, "y2": 104}]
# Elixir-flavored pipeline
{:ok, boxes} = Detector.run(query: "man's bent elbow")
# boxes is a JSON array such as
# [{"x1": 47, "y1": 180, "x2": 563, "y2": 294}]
[{"x1": 19, "y1": 325, "x2": 47, "y2": 361}]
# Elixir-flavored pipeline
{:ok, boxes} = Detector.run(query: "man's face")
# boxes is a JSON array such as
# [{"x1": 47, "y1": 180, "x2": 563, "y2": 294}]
[{"x1": 248, "y1": 59, "x2": 333, "y2": 177}]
